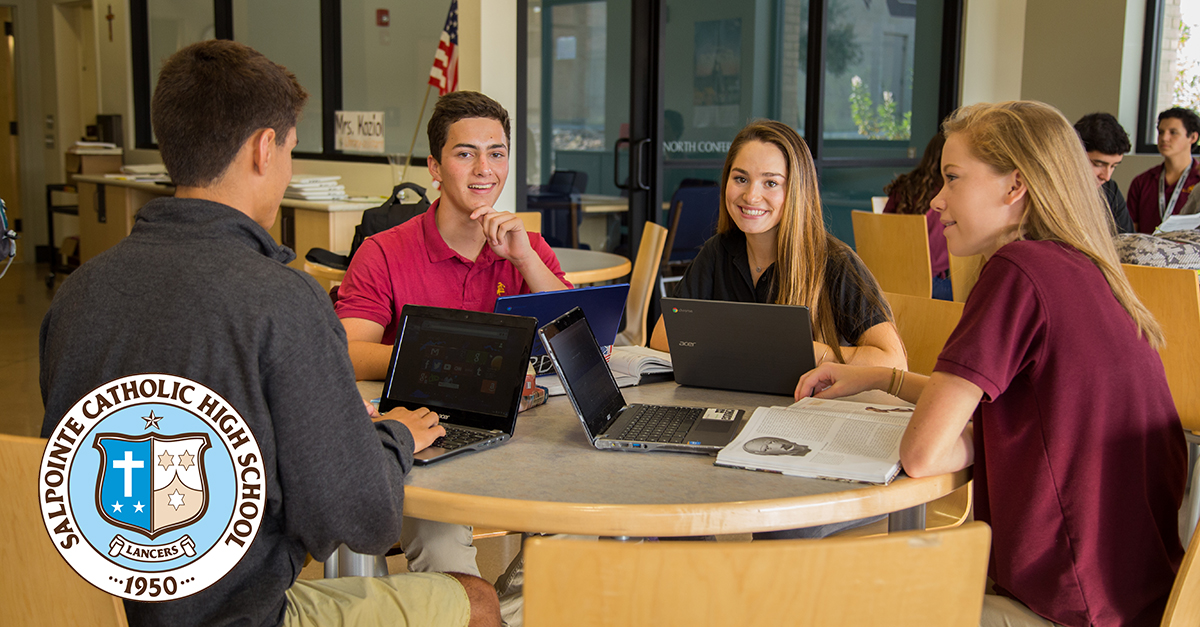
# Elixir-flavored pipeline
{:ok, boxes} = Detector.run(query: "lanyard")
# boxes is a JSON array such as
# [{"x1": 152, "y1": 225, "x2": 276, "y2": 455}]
[{"x1": 1158, "y1": 159, "x2": 1195, "y2": 220}]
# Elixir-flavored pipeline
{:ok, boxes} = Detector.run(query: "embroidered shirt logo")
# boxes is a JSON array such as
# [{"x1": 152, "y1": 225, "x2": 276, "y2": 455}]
[
  {"x1": 40, "y1": 374, "x2": 264, "y2": 601},
  {"x1": 496, "y1": 282, "x2": 507, "y2": 296}
]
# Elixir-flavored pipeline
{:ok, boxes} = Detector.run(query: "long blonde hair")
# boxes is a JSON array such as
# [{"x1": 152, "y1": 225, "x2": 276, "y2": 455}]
[
  {"x1": 717, "y1": 120, "x2": 890, "y2": 361},
  {"x1": 942, "y1": 101, "x2": 1164, "y2": 348}
]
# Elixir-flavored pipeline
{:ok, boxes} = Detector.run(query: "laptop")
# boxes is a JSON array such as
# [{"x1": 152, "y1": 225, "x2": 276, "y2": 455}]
[
  {"x1": 539, "y1": 307, "x2": 744, "y2": 454},
  {"x1": 380, "y1": 305, "x2": 538, "y2": 465},
  {"x1": 661, "y1": 298, "x2": 816, "y2": 396},
  {"x1": 494, "y1": 284, "x2": 631, "y2": 372}
]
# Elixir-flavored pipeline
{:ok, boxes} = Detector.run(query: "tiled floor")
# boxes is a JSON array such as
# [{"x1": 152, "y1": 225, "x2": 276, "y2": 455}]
[{"x1": 0, "y1": 261, "x2": 57, "y2": 438}]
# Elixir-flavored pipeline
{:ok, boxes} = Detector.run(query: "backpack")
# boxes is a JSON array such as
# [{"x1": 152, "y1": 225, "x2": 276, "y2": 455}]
[{"x1": 305, "y1": 182, "x2": 432, "y2": 270}]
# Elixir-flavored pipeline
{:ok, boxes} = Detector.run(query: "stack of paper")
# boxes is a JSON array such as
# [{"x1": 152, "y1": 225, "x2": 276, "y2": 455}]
[
  {"x1": 285, "y1": 175, "x2": 347, "y2": 200},
  {"x1": 69, "y1": 141, "x2": 122, "y2": 155},
  {"x1": 105, "y1": 163, "x2": 171, "y2": 183}
]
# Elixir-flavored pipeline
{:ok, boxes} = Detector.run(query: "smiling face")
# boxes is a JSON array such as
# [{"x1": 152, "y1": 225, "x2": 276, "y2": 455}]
[
  {"x1": 1086, "y1": 151, "x2": 1123, "y2": 186},
  {"x1": 724, "y1": 140, "x2": 788, "y2": 236},
  {"x1": 930, "y1": 133, "x2": 1027, "y2": 260},
  {"x1": 1157, "y1": 116, "x2": 1199, "y2": 160},
  {"x1": 428, "y1": 117, "x2": 509, "y2": 214}
]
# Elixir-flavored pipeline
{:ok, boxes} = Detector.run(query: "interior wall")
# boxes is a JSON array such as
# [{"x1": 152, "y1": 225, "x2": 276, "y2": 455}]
[{"x1": 959, "y1": 0, "x2": 1026, "y2": 106}]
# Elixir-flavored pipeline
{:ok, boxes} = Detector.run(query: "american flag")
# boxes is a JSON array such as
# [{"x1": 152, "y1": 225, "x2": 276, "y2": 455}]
[{"x1": 428, "y1": 0, "x2": 459, "y2": 96}]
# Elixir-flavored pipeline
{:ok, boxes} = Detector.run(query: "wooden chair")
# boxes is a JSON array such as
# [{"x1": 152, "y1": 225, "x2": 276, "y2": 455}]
[
  {"x1": 851, "y1": 210, "x2": 932, "y2": 298},
  {"x1": 1121, "y1": 264, "x2": 1200, "y2": 545},
  {"x1": 524, "y1": 522, "x2": 991, "y2": 627},
  {"x1": 517, "y1": 211, "x2": 542, "y2": 233},
  {"x1": 1162, "y1": 520, "x2": 1200, "y2": 627},
  {"x1": 0, "y1": 434, "x2": 129, "y2": 626},
  {"x1": 949, "y1": 253, "x2": 985, "y2": 302},
  {"x1": 615, "y1": 222, "x2": 668, "y2": 347}
]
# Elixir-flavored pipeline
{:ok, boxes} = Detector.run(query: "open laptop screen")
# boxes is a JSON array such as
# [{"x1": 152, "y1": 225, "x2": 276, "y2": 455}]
[
  {"x1": 539, "y1": 308, "x2": 626, "y2": 437},
  {"x1": 381, "y1": 306, "x2": 536, "y2": 431}
]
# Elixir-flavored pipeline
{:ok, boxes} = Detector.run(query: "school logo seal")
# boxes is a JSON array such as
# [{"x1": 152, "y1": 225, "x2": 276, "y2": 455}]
[{"x1": 39, "y1": 374, "x2": 265, "y2": 601}]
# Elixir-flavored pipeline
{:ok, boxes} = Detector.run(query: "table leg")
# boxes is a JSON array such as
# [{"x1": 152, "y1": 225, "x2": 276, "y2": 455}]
[
  {"x1": 888, "y1": 503, "x2": 927, "y2": 532},
  {"x1": 323, "y1": 545, "x2": 388, "y2": 578}
]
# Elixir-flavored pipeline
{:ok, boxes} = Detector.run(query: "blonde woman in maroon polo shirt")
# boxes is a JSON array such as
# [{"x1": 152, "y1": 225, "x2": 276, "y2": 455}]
[{"x1": 797, "y1": 101, "x2": 1186, "y2": 627}]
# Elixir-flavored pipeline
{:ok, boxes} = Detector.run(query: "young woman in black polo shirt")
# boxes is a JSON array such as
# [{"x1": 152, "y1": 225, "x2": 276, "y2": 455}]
[{"x1": 650, "y1": 119, "x2": 905, "y2": 375}]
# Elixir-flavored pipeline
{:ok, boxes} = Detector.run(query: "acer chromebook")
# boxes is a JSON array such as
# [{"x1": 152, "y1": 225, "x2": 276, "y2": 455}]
[
  {"x1": 539, "y1": 307, "x2": 744, "y2": 453},
  {"x1": 494, "y1": 283, "x2": 630, "y2": 372},
  {"x1": 661, "y1": 298, "x2": 816, "y2": 396},
  {"x1": 380, "y1": 305, "x2": 537, "y2": 465}
]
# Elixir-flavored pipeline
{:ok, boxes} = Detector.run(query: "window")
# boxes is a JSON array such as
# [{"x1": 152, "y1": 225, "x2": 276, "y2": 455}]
[
  {"x1": 1138, "y1": 0, "x2": 1200, "y2": 152},
  {"x1": 131, "y1": 0, "x2": 451, "y2": 162}
]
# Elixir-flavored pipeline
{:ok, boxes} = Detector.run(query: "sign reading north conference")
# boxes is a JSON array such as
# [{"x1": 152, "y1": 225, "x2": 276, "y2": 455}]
[{"x1": 39, "y1": 374, "x2": 265, "y2": 601}]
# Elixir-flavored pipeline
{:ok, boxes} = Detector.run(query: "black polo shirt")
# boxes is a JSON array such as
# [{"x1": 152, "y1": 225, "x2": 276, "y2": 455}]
[{"x1": 672, "y1": 230, "x2": 889, "y2": 345}]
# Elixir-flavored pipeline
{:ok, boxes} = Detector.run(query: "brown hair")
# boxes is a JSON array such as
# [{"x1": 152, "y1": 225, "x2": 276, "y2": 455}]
[
  {"x1": 883, "y1": 134, "x2": 945, "y2": 215},
  {"x1": 943, "y1": 101, "x2": 1164, "y2": 348},
  {"x1": 717, "y1": 120, "x2": 892, "y2": 362},
  {"x1": 427, "y1": 91, "x2": 511, "y2": 162},
  {"x1": 151, "y1": 40, "x2": 308, "y2": 188}
]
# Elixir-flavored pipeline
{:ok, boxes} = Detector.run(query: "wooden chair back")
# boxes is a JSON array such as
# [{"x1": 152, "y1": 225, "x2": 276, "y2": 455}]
[
  {"x1": 0, "y1": 434, "x2": 129, "y2": 626},
  {"x1": 524, "y1": 522, "x2": 991, "y2": 627},
  {"x1": 517, "y1": 211, "x2": 542, "y2": 233},
  {"x1": 851, "y1": 210, "x2": 932, "y2": 298},
  {"x1": 884, "y1": 291, "x2": 965, "y2": 377},
  {"x1": 949, "y1": 254, "x2": 985, "y2": 303},
  {"x1": 1121, "y1": 264, "x2": 1200, "y2": 431},
  {"x1": 616, "y1": 222, "x2": 668, "y2": 347},
  {"x1": 1162, "y1": 520, "x2": 1200, "y2": 627}
]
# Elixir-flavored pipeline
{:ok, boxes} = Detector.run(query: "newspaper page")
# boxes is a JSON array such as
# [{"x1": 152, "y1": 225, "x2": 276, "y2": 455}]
[{"x1": 715, "y1": 397, "x2": 913, "y2": 484}]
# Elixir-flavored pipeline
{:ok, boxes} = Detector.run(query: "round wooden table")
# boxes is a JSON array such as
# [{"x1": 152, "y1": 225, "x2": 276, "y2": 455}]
[
  {"x1": 553, "y1": 247, "x2": 632, "y2": 285},
  {"x1": 359, "y1": 381, "x2": 969, "y2": 538}
]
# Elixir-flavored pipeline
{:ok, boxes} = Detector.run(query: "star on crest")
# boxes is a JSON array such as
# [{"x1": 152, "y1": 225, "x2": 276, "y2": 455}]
[
  {"x1": 157, "y1": 450, "x2": 174, "y2": 470},
  {"x1": 142, "y1": 410, "x2": 163, "y2": 430},
  {"x1": 177, "y1": 451, "x2": 195, "y2": 470},
  {"x1": 167, "y1": 489, "x2": 185, "y2": 511},
  {"x1": 133, "y1": 501, "x2": 145, "y2": 513},
  {"x1": 111, "y1": 501, "x2": 123, "y2": 513}
]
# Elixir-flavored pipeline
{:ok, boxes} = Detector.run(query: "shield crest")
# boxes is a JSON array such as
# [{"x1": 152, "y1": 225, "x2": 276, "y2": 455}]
[{"x1": 94, "y1": 433, "x2": 212, "y2": 539}]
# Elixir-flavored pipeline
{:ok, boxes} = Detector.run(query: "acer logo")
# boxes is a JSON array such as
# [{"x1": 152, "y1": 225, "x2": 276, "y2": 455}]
[{"x1": 677, "y1": 341, "x2": 696, "y2": 347}]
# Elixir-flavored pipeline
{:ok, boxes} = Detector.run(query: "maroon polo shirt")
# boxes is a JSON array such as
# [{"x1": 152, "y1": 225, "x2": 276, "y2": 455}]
[
  {"x1": 1126, "y1": 160, "x2": 1200, "y2": 234},
  {"x1": 335, "y1": 200, "x2": 571, "y2": 344},
  {"x1": 935, "y1": 240, "x2": 1185, "y2": 627}
]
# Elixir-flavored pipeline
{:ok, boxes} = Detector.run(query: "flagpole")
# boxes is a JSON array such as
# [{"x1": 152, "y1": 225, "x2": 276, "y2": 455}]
[{"x1": 400, "y1": 83, "x2": 435, "y2": 185}]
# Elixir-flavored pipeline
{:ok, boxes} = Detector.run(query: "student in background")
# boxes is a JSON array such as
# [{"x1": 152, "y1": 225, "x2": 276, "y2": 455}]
[
  {"x1": 1073, "y1": 112, "x2": 1135, "y2": 233},
  {"x1": 882, "y1": 134, "x2": 951, "y2": 300},
  {"x1": 649, "y1": 119, "x2": 905, "y2": 375},
  {"x1": 797, "y1": 101, "x2": 1185, "y2": 627},
  {"x1": 1127, "y1": 106, "x2": 1200, "y2": 233}
]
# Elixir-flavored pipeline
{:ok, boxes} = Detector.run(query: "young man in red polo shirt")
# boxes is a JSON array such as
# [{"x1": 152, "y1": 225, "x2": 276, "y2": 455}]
[
  {"x1": 336, "y1": 90, "x2": 571, "y2": 381},
  {"x1": 334, "y1": 91, "x2": 570, "y2": 626}
]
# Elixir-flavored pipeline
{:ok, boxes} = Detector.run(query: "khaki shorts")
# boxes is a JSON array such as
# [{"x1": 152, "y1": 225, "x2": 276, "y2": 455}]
[{"x1": 284, "y1": 572, "x2": 470, "y2": 627}]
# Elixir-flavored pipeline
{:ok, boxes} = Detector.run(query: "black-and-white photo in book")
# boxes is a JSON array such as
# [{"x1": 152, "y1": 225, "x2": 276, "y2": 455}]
[
  {"x1": 538, "y1": 345, "x2": 672, "y2": 396},
  {"x1": 714, "y1": 397, "x2": 913, "y2": 484}
]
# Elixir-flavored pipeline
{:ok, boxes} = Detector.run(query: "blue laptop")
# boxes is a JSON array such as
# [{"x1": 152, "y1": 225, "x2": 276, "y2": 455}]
[{"x1": 494, "y1": 284, "x2": 630, "y2": 372}]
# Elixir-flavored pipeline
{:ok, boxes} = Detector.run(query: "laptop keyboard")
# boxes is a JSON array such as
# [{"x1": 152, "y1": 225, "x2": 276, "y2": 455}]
[
  {"x1": 433, "y1": 424, "x2": 491, "y2": 451},
  {"x1": 617, "y1": 405, "x2": 704, "y2": 443}
]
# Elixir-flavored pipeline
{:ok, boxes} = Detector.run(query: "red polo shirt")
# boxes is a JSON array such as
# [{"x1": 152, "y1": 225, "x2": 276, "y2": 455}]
[
  {"x1": 335, "y1": 200, "x2": 571, "y2": 344},
  {"x1": 935, "y1": 240, "x2": 1185, "y2": 627}
]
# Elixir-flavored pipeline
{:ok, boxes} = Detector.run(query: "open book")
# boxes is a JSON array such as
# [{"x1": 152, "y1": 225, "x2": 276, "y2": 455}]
[
  {"x1": 538, "y1": 345, "x2": 673, "y2": 396},
  {"x1": 1154, "y1": 212, "x2": 1200, "y2": 234},
  {"x1": 715, "y1": 397, "x2": 913, "y2": 484}
]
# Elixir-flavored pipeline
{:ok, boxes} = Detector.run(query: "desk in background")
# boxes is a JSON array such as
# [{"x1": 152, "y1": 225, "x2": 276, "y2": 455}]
[
  {"x1": 553, "y1": 247, "x2": 631, "y2": 285},
  {"x1": 72, "y1": 175, "x2": 377, "y2": 273}
]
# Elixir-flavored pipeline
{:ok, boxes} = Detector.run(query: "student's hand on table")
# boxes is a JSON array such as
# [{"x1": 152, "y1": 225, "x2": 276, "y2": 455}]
[
  {"x1": 471, "y1": 206, "x2": 535, "y2": 264},
  {"x1": 795, "y1": 363, "x2": 891, "y2": 402},
  {"x1": 376, "y1": 406, "x2": 446, "y2": 453},
  {"x1": 363, "y1": 398, "x2": 380, "y2": 419}
]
